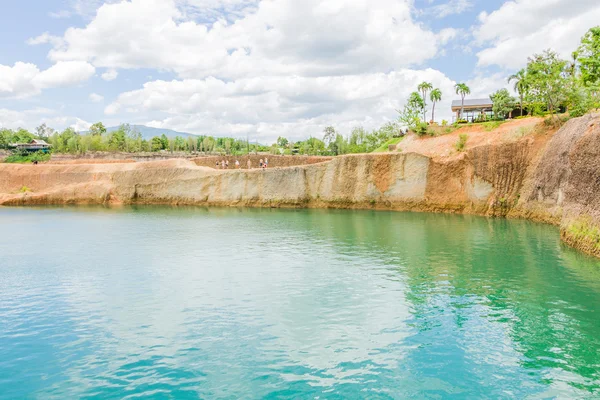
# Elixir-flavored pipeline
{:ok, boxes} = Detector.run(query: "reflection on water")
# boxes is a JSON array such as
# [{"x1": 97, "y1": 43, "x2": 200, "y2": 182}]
[{"x1": 0, "y1": 207, "x2": 599, "y2": 398}]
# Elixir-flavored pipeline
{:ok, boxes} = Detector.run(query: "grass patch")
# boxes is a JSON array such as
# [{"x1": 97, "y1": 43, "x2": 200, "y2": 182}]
[
  {"x1": 454, "y1": 134, "x2": 468, "y2": 152},
  {"x1": 482, "y1": 120, "x2": 505, "y2": 131},
  {"x1": 566, "y1": 218, "x2": 600, "y2": 251},
  {"x1": 3, "y1": 151, "x2": 51, "y2": 164},
  {"x1": 373, "y1": 137, "x2": 404, "y2": 152},
  {"x1": 19, "y1": 186, "x2": 32, "y2": 193}
]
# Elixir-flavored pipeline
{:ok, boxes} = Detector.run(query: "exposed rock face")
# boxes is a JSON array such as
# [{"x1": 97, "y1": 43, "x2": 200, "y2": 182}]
[{"x1": 1, "y1": 113, "x2": 599, "y2": 257}]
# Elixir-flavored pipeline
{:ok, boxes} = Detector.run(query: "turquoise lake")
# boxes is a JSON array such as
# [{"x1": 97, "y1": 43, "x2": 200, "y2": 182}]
[{"x1": 1, "y1": 207, "x2": 599, "y2": 399}]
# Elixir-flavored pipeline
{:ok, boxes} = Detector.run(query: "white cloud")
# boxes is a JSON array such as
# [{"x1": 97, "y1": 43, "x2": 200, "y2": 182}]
[
  {"x1": 475, "y1": 0, "x2": 600, "y2": 69},
  {"x1": 0, "y1": 61, "x2": 95, "y2": 98},
  {"x1": 101, "y1": 69, "x2": 119, "y2": 81},
  {"x1": 423, "y1": 0, "x2": 473, "y2": 18},
  {"x1": 89, "y1": 93, "x2": 104, "y2": 102},
  {"x1": 71, "y1": 118, "x2": 92, "y2": 132},
  {"x1": 27, "y1": 32, "x2": 64, "y2": 47},
  {"x1": 45, "y1": 0, "x2": 448, "y2": 79},
  {"x1": 32, "y1": 61, "x2": 96, "y2": 89},
  {"x1": 105, "y1": 69, "x2": 457, "y2": 142}
]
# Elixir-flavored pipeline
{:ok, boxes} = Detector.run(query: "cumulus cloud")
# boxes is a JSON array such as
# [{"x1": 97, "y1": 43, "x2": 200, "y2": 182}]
[
  {"x1": 0, "y1": 61, "x2": 95, "y2": 98},
  {"x1": 474, "y1": 0, "x2": 600, "y2": 69},
  {"x1": 32, "y1": 61, "x2": 96, "y2": 89},
  {"x1": 105, "y1": 69, "x2": 457, "y2": 142},
  {"x1": 45, "y1": 0, "x2": 450, "y2": 79},
  {"x1": 89, "y1": 93, "x2": 104, "y2": 102},
  {"x1": 101, "y1": 69, "x2": 118, "y2": 81}
]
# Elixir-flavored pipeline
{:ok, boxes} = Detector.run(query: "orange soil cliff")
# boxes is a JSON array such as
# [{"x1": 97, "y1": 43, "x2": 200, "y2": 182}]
[{"x1": 1, "y1": 114, "x2": 599, "y2": 258}]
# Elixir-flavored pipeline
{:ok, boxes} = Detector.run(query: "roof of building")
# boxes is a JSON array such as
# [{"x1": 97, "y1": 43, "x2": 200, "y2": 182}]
[
  {"x1": 30, "y1": 139, "x2": 50, "y2": 145},
  {"x1": 451, "y1": 98, "x2": 493, "y2": 108}
]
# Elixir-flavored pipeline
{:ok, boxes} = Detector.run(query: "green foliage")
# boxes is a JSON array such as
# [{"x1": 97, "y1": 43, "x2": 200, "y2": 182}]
[
  {"x1": 417, "y1": 82, "x2": 433, "y2": 121},
  {"x1": 454, "y1": 134, "x2": 468, "y2": 152},
  {"x1": 567, "y1": 218, "x2": 600, "y2": 251},
  {"x1": 398, "y1": 91, "x2": 425, "y2": 130},
  {"x1": 490, "y1": 88, "x2": 516, "y2": 119},
  {"x1": 19, "y1": 186, "x2": 32, "y2": 193},
  {"x1": 576, "y1": 26, "x2": 600, "y2": 87},
  {"x1": 414, "y1": 122, "x2": 429, "y2": 137},
  {"x1": 89, "y1": 122, "x2": 107, "y2": 136},
  {"x1": 441, "y1": 119, "x2": 448, "y2": 126},
  {"x1": 482, "y1": 121, "x2": 505, "y2": 131},
  {"x1": 526, "y1": 49, "x2": 568, "y2": 115},
  {"x1": 429, "y1": 88, "x2": 442, "y2": 123},
  {"x1": 4, "y1": 151, "x2": 51, "y2": 164},
  {"x1": 373, "y1": 137, "x2": 403, "y2": 153},
  {"x1": 276, "y1": 136, "x2": 289, "y2": 148}
]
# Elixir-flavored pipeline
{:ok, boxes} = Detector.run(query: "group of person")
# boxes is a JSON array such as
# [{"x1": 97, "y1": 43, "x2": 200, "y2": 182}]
[{"x1": 215, "y1": 158, "x2": 268, "y2": 170}]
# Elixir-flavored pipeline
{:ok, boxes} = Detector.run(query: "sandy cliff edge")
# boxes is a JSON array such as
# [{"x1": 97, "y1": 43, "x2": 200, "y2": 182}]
[{"x1": 1, "y1": 114, "x2": 599, "y2": 258}]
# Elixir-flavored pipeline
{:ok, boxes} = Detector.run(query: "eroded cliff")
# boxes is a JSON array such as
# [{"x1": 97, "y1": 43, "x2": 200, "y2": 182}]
[{"x1": 1, "y1": 113, "x2": 599, "y2": 257}]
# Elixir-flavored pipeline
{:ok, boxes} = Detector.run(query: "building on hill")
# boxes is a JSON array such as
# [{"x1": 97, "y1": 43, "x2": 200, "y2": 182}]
[
  {"x1": 451, "y1": 98, "x2": 494, "y2": 122},
  {"x1": 451, "y1": 98, "x2": 527, "y2": 122},
  {"x1": 11, "y1": 139, "x2": 52, "y2": 153}
]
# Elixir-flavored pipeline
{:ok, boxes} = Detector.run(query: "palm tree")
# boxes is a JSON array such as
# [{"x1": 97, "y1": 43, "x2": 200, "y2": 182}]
[
  {"x1": 417, "y1": 81, "x2": 433, "y2": 122},
  {"x1": 508, "y1": 69, "x2": 528, "y2": 117},
  {"x1": 454, "y1": 83, "x2": 471, "y2": 120},
  {"x1": 430, "y1": 88, "x2": 442, "y2": 123}
]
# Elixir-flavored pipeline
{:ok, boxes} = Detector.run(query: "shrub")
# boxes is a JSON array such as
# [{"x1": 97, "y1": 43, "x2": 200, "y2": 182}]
[
  {"x1": 456, "y1": 119, "x2": 468, "y2": 124},
  {"x1": 19, "y1": 186, "x2": 32, "y2": 193},
  {"x1": 454, "y1": 134, "x2": 468, "y2": 152},
  {"x1": 4, "y1": 151, "x2": 51, "y2": 164},
  {"x1": 441, "y1": 120, "x2": 448, "y2": 126},
  {"x1": 415, "y1": 122, "x2": 429, "y2": 137},
  {"x1": 482, "y1": 120, "x2": 504, "y2": 131}
]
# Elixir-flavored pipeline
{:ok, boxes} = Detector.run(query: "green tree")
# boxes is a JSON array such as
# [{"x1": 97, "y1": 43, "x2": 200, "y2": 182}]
[
  {"x1": 151, "y1": 136, "x2": 164, "y2": 151},
  {"x1": 276, "y1": 136, "x2": 289, "y2": 148},
  {"x1": 398, "y1": 91, "x2": 425, "y2": 130},
  {"x1": 108, "y1": 127, "x2": 126, "y2": 151},
  {"x1": 417, "y1": 81, "x2": 433, "y2": 121},
  {"x1": 429, "y1": 88, "x2": 442, "y2": 123},
  {"x1": 454, "y1": 83, "x2": 471, "y2": 120},
  {"x1": 323, "y1": 126, "x2": 336, "y2": 146},
  {"x1": 490, "y1": 88, "x2": 516, "y2": 119},
  {"x1": 526, "y1": 49, "x2": 568, "y2": 116},
  {"x1": 89, "y1": 122, "x2": 107, "y2": 136},
  {"x1": 577, "y1": 26, "x2": 600, "y2": 87},
  {"x1": 508, "y1": 69, "x2": 529, "y2": 116}
]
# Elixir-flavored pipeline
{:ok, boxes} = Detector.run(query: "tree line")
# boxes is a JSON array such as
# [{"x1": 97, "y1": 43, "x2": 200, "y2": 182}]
[{"x1": 1, "y1": 119, "x2": 402, "y2": 157}]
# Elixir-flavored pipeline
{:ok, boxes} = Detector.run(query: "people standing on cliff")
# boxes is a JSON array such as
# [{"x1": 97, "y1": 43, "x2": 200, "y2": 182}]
[
  {"x1": 259, "y1": 159, "x2": 264, "y2": 168},
  {"x1": 225, "y1": 160, "x2": 229, "y2": 169},
  {"x1": 247, "y1": 159, "x2": 252, "y2": 169},
  {"x1": 235, "y1": 160, "x2": 240, "y2": 169},
  {"x1": 216, "y1": 161, "x2": 220, "y2": 169}
]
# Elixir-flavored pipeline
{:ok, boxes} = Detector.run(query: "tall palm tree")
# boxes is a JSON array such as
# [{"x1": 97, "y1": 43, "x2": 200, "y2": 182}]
[
  {"x1": 429, "y1": 88, "x2": 442, "y2": 123},
  {"x1": 417, "y1": 81, "x2": 433, "y2": 122},
  {"x1": 454, "y1": 83, "x2": 471, "y2": 120},
  {"x1": 508, "y1": 69, "x2": 528, "y2": 117}
]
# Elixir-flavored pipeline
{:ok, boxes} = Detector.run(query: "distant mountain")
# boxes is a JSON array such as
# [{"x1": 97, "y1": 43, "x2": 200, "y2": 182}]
[{"x1": 97, "y1": 125, "x2": 198, "y2": 140}]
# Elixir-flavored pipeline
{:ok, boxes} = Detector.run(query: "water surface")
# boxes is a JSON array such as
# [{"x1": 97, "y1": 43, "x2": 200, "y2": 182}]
[{"x1": 1, "y1": 207, "x2": 599, "y2": 399}]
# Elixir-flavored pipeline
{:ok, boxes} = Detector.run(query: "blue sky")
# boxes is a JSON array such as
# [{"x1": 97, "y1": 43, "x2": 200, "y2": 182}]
[{"x1": 1, "y1": 0, "x2": 598, "y2": 142}]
